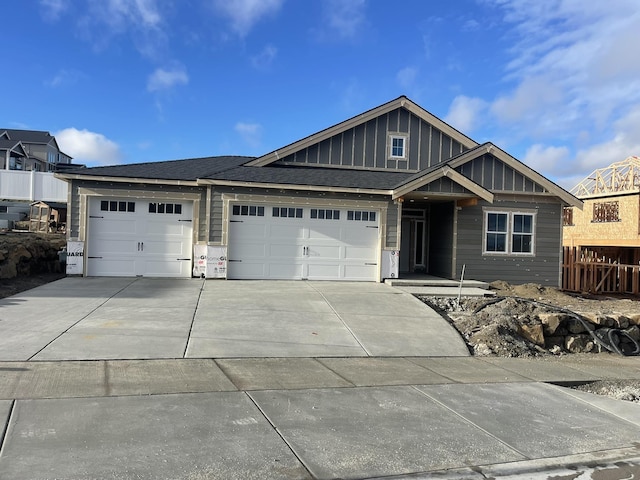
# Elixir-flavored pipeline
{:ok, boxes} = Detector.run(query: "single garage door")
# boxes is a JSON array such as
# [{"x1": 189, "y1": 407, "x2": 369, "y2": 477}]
[
  {"x1": 228, "y1": 203, "x2": 379, "y2": 281},
  {"x1": 86, "y1": 197, "x2": 193, "y2": 277}
]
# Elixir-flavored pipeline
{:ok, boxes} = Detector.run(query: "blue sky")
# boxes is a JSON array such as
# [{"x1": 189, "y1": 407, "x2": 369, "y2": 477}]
[{"x1": 4, "y1": 0, "x2": 640, "y2": 189}]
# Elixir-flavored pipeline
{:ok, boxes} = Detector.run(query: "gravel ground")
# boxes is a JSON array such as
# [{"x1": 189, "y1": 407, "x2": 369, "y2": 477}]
[{"x1": 417, "y1": 281, "x2": 640, "y2": 403}]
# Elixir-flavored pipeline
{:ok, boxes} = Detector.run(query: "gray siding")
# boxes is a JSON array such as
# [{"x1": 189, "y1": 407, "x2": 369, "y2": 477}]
[
  {"x1": 456, "y1": 155, "x2": 547, "y2": 193},
  {"x1": 455, "y1": 199, "x2": 562, "y2": 286},
  {"x1": 282, "y1": 108, "x2": 468, "y2": 172},
  {"x1": 428, "y1": 202, "x2": 455, "y2": 278}
]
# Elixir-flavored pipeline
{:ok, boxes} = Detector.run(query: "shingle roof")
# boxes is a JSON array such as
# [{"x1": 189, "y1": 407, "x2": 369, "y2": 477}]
[
  {"x1": 210, "y1": 165, "x2": 413, "y2": 190},
  {"x1": 61, "y1": 156, "x2": 254, "y2": 181},
  {"x1": 1, "y1": 129, "x2": 54, "y2": 144},
  {"x1": 0, "y1": 139, "x2": 23, "y2": 150}
]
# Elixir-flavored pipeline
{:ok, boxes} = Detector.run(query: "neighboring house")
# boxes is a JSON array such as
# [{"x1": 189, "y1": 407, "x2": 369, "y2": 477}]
[
  {"x1": 563, "y1": 156, "x2": 640, "y2": 265},
  {"x1": 56, "y1": 96, "x2": 581, "y2": 285},
  {"x1": 0, "y1": 129, "x2": 72, "y2": 172}
]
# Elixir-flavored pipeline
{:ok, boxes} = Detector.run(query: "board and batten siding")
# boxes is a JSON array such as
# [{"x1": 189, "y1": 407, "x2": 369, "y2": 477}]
[
  {"x1": 454, "y1": 198, "x2": 563, "y2": 286},
  {"x1": 67, "y1": 179, "x2": 208, "y2": 241},
  {"x1": 277, "y1": 108, "x2": 467, "y2": 172},
  {"x1": 209, "y1": 186, "x2": 398, "y2": 248},
  {"x1": 456, "y1": 154, "x2": 548, "y2": 193}
]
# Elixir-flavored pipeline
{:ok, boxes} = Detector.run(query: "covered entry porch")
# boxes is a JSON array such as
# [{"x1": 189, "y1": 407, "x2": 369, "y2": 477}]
[{"x1": 398, "y1": 196, "x2": 480, "y2": 280}]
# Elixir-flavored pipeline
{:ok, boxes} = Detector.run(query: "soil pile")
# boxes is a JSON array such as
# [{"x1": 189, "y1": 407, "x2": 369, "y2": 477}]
[{"x1": 418, "y1": 282, "x2": 640, "y2": 358}]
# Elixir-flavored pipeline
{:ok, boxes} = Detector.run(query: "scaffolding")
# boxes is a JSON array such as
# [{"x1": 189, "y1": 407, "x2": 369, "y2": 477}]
[{"x1": 570, "y1": 156, "x2": 640, "y2": 198}]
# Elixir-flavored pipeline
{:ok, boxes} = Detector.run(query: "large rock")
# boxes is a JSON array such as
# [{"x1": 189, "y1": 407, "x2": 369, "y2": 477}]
[
  {"x1": 538, "y1": 313, "x2": 563, "y2": 335},
  {"x1": 517, "y1": 324, "x2": 545, "y2": 346},
  {"x1": 565, "y1": 334, "x2": 595, "y2": 353},
  {"x1": 578, "y1": 312, "x2": 614, "y2": 327},
  {"x1": 0, "y1": 233, "x2": 65, "y2": 279}
]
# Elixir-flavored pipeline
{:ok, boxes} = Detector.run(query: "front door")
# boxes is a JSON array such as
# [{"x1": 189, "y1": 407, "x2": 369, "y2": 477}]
[{"x1": 400, "y1": 211, "x2": 426, "y2": 274}]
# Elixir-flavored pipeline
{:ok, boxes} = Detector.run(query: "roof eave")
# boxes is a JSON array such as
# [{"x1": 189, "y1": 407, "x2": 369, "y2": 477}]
[
  {"x1": 391, "y1": 165, "x2": 494, "y2": 203},
  {"x1": 55, "y1": 172, "x2": 199, "y2": 186},
  {"x1": 199, "y1": 178, "x2": 392, "y2": 196}
]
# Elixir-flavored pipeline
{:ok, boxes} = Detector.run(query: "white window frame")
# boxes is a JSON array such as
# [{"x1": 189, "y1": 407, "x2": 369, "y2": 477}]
[
  {"x1": 483, "y1": 210, "x2": 536, "y2": 256},
  {"x1": 388, "y1": 134, "x2": 408, "y2": 159}
]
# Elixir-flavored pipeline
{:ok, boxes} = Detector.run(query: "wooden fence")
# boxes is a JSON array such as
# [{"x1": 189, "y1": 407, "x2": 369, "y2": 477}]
[{"x1": 562, "y1": 247, "x2": 640, "y2": 294}]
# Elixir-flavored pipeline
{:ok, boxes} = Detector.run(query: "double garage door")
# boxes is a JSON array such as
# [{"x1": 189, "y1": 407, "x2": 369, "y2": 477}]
[
  {"x1": 228, "y1": 203, "x2": 380, "y2": 281},
  {"x1": 86, "y1": 197, "x2": 193, "y2": 277}
]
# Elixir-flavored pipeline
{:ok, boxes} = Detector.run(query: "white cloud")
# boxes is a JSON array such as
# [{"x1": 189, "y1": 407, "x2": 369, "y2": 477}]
[
  {"x1": 40, "y1": 0, "x2": 69, "y2": 20},
  {"x1": 445, "y1": 95, "x2": 488, "y2": 133},
  {"x1": 77, "y1": 0, "x2": 167, "y2": 58},
  {"x1": 212, "y1": 0, "x2": 284, "y2": 37},
  {"x1": 322, "y1": 0, "x2": 367, "y2": 39},
  {"x1": 475, "y1": 0, "x2": 640, "y2": 185},
  {"x1": 251, "y1": 44, "x2": 278, "y2": 70},
  {"x1": 235, "y1": 122, "x2": 263, "y2": 148},
  {"x1": 396, "y1": 67, "x2": 418, "y2": 89},
  {"x1": 45, "y1": 69, "x2": 84, "y2": 88},
  {"x1": 522, "y1": 144, "x2": 571, "y2": 177},
  {"x1": 55, "y1": 128, "x2": 123, "y2": 166},
  {"x1": 147, "y1": 66, "x2": 189, "y2": 92}
]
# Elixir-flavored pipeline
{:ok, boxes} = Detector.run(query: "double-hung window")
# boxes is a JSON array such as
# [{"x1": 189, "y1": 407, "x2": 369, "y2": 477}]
[{"x1": 484, "y1": 210, "x2": 535, "y2": 255}]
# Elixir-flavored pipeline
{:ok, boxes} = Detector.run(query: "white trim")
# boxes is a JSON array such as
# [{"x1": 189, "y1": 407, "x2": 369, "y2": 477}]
[
  {"x1": 388, "y1": 133, "x2": 408, "y2": 160},
  {"x1": 482, "y1": 208, "x2": 537, "y2": 256}
]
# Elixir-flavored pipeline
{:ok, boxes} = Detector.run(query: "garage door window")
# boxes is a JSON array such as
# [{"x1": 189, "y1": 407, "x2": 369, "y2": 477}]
[
  {"x1": 148, "y1": 202, "x2": 183, "y2": 214},
  {"x1": 232, "y1": 205, "x2": 265, "y2": 216},
  {"x1": 273, "y1": 207, "x2": 303, "y2": 218},
  {"x1": 101, "y1": 200, "x2": 135, "y2": 213},
  {"x1": 347, "y1": 210, "x2": 376, "y2": 222},
  {"x1": 311, "y1": 209, "x2": 340, "y2": 220}
]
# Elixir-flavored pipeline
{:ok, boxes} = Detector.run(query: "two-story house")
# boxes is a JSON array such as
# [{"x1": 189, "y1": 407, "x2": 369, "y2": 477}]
[{"x1": 0, "y1": 129, "x2": 72, "y2": 172}]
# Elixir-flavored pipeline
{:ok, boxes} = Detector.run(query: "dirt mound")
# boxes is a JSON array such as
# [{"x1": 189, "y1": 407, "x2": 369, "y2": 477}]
[{"x1": 419, "y1": 282, "x2": 640, "y2": 358}]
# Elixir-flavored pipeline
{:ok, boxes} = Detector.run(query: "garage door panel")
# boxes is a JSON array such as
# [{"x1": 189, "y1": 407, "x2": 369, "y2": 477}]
[
  {"x1": 344, "y1": 264, "x2": 377, "y2": 280},
  {"x1": 306, "y1": 263, "x2": 341, "y2": 280},
  {"x1": 91, "y1": 218, "x2": 137, "y2": 235},
  {"x1": 308, "y1": 245, "x2": 341, "y2": 260},
  {"x1": 231, "y1": 223, "x2": 267, "y2": 239},
  {"x1": 267, "y1": 263, "x2": 303, "y2": 279},
  {"x1": 344, "y1": 245, "x2": 377, "y2": 261},
  {"x1": 308, "y1": 225, "x2": 342, "y2": 240},
  {"x1": 142, "y1": 259, "x2": 189, "y2": 277},
  {"x1": 269, "y1": 243, "x2": 303, "y2": 258},
  {"x1": 229, "y1": 261, "x2": 268, "y2": 279},
  {"x1": 146, "y1": 220, "x2": 189, "y2": 236},
  {"x1": 87, "y1": 258, "x2": 137, "y2": 277},
  {"x1": 269, "y1": 224, "x2": 303, "y2": 239},
  {"x1": 143, "y1": 239, "x2": 189, "y2": 256},
  {"x1": 91, "y1": 238, "x2": 136, "y2": 256},
  {"x1": 343, "y1": 227, "x2": 378, "y2": 245}
]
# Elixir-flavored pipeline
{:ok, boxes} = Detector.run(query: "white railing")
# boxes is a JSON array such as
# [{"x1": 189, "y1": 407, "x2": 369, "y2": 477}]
[{"x1": 0, "y1": 170, "x2": 68, "y2": 202}]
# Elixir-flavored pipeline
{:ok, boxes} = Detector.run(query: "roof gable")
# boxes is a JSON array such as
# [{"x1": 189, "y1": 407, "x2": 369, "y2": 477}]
[
  {"x1": 0, "y1": 139, "x2": 28, "y2": 156},
  {"x1": 393, "y1": 143, "x2": 582, "y2": 207},
  {"x1": 247, "y1": 96, "x2": 479, "y2": 168}
]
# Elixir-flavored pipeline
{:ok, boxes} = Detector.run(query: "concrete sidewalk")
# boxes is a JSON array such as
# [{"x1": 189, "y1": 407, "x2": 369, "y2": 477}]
[
  {"x1": 0, "y1": 355, "x2": 640, "y2": 479},
  {"x1": 1, "y1": 278, "x2": 640, "y2": 479}
]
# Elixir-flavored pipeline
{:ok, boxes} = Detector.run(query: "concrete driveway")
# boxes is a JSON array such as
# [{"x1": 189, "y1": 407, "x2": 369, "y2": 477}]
[{"x1": 0, "y1": 277, "x2": 469, "y2": 361}]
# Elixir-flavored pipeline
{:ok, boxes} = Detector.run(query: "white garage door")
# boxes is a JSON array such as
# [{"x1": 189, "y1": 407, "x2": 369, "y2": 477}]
[
  {"x1": 228, "y1": 204, "x2": 380, "y2": 281},
  {"x1": 87, "y1": 198, "x2": 193, "y2": 277}
]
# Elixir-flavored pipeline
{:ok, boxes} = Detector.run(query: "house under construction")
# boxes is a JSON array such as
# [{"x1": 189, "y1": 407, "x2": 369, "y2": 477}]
[{"x1": 563, "y1": 155, "x2": 640, "y2": 266}]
